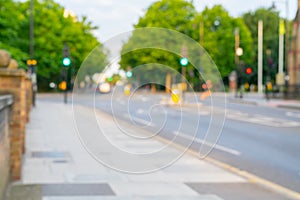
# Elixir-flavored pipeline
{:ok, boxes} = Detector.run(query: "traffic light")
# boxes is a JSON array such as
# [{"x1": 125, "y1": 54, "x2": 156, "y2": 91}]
[
  {"x1": 27, "y1": 59, "x2": 37, "y2": 66},
  {"x1": 126, "y1": 71, "x2": 133, "y2": 78},
  {"x1": 59, "y1": 81, "x2": 67, "y2": 90},
  {"x1": 62, "y1": 44, "x2": 71, "y2": 67},
  {"x1": 27, "y1": 59, "x2": 37, "y2": 74},
  {"x1": 62, "y1": 57, "x2": 71, "y2": 66},
  {"x1": 107, "y1": 76, "x2": 113, "y2": 82},
  {"x1": 180, "y1": 57, "x2": 188, "y2": 66},
  {"x1": 245, "y1": 67, "x2": 253, "y2": 75}
]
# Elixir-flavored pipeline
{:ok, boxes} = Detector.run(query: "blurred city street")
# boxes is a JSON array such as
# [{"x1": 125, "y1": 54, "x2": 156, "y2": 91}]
[
  {"x1": 5, "y1": 92, "x2": 300, "y2": 200},
  {"x1": 1, "y1": 0, "x2": 300, "y2": 199}
]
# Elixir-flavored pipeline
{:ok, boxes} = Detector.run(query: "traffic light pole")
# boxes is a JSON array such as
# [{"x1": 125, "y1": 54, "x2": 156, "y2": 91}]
[
  {"x1": 29, "y1": 0, "x2": 37, "y2": 106},
  {"x1": 181, "y1": 66, "x2": 186, "y2": 103},
  {"x1": 63, "y1": 68, "x2": 68, "y2": 104},
  {"x1": 62, "y1": 43, "x2": 70, "y2": 104},
  {"x1": 180, "y1": 44, "x2": 188, "y2": 104},
  {"x1": 258, "y1": 20, "x2": 264, "y2": 93},
  {"x1": 234, "y1": 28, "x2": 243, "y2": 98}
]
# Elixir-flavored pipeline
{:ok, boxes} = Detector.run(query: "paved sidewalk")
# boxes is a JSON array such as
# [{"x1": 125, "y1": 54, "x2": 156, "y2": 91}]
[{"x1": 5, "y1": 97, "x2": 297, "y2": 200}]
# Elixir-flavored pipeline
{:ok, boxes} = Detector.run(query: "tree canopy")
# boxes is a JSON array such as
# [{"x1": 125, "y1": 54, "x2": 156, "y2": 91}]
[
  {"x1": 119, "y1": 0, "x2": 254, "y2": 88},
  {"x1": 1, "y1": 0, "x2": 287, "y2": 90},
  {"x1": 243, "y1": 7, "x2": 282, "y2": 83},
  {"x1": 192, "y1": 6, "x2": 253, "y2": 80},
  {"x1": 0, "y1": 0, "x2": 107, "y2": 90},
  {"x1": 119, "y1": 0, "x2": 198, "y2": 86}
]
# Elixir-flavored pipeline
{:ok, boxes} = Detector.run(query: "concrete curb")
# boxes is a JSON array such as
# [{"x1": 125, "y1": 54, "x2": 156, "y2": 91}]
[
  {"x1": 154, "y1": 135, "x2": 300, "y2": 200},
  {"x1": 228, "y1": 97, "x2": 300, "y2": 110},
  {"x1": 228, "y1": 98, "x2": 258, "y2": 106},
  {"x1": 277, "y1": 104, "x2": 300, "y2": 110}
]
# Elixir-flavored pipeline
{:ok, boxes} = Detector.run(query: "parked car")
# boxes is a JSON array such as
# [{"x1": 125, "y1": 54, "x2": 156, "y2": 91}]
[{"x1": 97, "y1": 82, "x2": 111, "y2": 93}]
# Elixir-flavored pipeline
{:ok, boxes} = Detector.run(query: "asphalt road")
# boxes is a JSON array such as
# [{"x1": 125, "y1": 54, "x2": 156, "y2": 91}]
[{"x1": 46, "y1": 89, "x2": 300, "y2": 193}]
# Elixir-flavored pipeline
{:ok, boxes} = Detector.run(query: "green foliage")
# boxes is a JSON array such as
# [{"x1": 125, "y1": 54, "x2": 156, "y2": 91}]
[
  {"x1": 106, "y1": 73, "x2": 121, "y2": 85},
  {"x1": 136, "y1": 0, "x2": 196, "y2": 35},
  {"x1": 191, "y1": 5, "x2": 253, "y2": 80},
  {"x1": 119, "y1": 2, "x2": 253, "y2": 87},
  {"x1": 120, "y1": 0, "x2": 197, "y2": 86},
  {"x1": 120, "y1": 0, "x2": 197, "y2": 69},
  {"x1": 243, "y1": 7, "x2": 281, "y2": 83},
  {"x1": 0, "y1": 0, "x2": 28, "y2": 69},
  {"x1": 77, "y1": 46, "x2": 108, "y2": 82},
  {"x1": 0, "y1": 0, "x2": 107, "y2": 91}
]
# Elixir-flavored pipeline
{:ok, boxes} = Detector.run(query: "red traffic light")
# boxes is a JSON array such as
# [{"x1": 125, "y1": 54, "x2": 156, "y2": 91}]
[{"x1": 246, "y1": 67, "x2": 252, "y2": 75}]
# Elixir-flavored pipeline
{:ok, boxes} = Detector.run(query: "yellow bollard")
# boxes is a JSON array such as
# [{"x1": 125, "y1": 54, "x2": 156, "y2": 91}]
[
  {"x1": 124, "y1": 84, "x2": 131, "y2": 96},
  {"x1": 171, "y1": 89, "x2": 180, "y2": 104}
]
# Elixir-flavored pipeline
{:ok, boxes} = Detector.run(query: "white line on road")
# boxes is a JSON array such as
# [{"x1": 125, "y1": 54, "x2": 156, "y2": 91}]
[
  {"x1": 173, "y1": 131, "x2": 241, "y2": 156},
  {"x1": 117, "y1": 100, "x2": 126, "y2": 105},
  {"x1": 136, "y1": 109, "x2": 145, "y2": 114},
  {"x1": 130, "y1": 116, "x2": 155, "y2": 127},
  {"x1": 141, "y1": 97, "x2": 148, "y2": 102},
  {"x1": 286, "y1": 111, "x2": 300, "y2": 119},
  {"x1": 226, "y1": 111, "x2": 300, "y2": 127}
]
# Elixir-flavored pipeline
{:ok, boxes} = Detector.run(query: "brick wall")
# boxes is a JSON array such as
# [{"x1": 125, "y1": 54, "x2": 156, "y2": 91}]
[
  {"x1": 25, "y1": 78, "x2": 32, "y2": 122},
  {"x1": 0, "y1": 69, "x2": 29, "y2": 180}
]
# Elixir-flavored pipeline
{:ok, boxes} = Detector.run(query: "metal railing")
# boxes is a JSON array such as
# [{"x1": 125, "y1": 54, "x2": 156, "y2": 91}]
[{"x1": 0, "y1": 95, "x2": 13, "y2": 200}]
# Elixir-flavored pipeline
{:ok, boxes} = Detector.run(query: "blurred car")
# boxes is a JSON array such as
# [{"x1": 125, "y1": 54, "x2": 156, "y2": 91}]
[{"x1": 97, "y1": 82, "x2": 111, "y2": 93}]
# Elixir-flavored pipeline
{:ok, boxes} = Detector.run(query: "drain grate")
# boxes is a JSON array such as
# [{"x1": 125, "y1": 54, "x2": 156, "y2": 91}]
[
  {"x1": 31, "y1": 151, "x2": 69, "y2": 158},
  {"x1": 52, "y1": 160, "x2": 68, "y2": 163}
]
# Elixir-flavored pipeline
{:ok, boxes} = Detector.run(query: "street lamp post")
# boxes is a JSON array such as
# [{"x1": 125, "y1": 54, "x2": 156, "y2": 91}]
[
  {"x1": 235, "y1": 28, "x2": 244, "y2": 98},
  {"x1": 272, "y1": 0, "x2": 289, "y2": 95},
  {"x1": 272, "y1": 0, "x2": 289, "y2": 73},
  {"x1": 29, "y1": 0, "x2": 37, "y2": 106},
  {"x1": 62, "y1": 43, "x2": 71, "y2": 104},
  {"x1": 258, "y1": 20, "x2": 264, "y2": 93},
  {"x1": 180, "y1": 44, "x2": 188, "y2": 103}
]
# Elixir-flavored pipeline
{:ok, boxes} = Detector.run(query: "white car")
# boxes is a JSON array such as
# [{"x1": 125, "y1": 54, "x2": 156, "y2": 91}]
[{"x1": 98, "y1": 82, "x2": 111, "y2": 93}]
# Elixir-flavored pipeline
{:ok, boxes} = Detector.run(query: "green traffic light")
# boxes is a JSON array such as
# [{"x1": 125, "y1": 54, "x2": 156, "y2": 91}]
[
  {"x1": 108, "y1": 77, "x2": 113, "y2": 82},
  {"x1": 180, "y1": 57, "x2": 188, "y2": 66},
  {"x1": 62, "y1": 57, "x2": 71, "y2": 66},
  {"x1": 126, "y1": 71, "x2": 133, "y2": 78}
]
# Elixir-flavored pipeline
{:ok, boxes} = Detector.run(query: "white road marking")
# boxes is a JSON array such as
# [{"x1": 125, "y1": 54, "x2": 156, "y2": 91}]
[
  {"x1": 286, "y1": 111, "x2": 300, "y2": 119},
  {"x1": 226, "y1": 111, "x2": 300, "y2": 128},
  {"x1": 117, "y1": 100, "x2": 126, "y2": 105},
  {"x1": 136, "y1": 109, "x2": 144, "y2": 114},
  {"x1": 130, "y1": 116, "x2": 154, "y2": 127},
  {"x1": 173, "y1": 131, "x2": 241, "y2": 156},
  {"x1": 141, "y1": 97, "x2": 148, "y2": 102},
  {"x1": 199, "y1": 111, "x2": 210, "y2": 115}
]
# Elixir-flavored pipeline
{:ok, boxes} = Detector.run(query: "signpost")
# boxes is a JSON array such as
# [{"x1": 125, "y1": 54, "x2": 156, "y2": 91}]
[{"x1": 62, "y1": 43, "x2": 71, "y2": 104}]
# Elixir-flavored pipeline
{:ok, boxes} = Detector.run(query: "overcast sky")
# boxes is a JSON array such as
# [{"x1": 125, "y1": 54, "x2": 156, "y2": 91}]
[{"x1": 55, "y1": 0, "x2": 297, "y2": 42}]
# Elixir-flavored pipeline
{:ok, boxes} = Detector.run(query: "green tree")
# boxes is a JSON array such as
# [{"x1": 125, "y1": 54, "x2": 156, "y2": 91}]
[
  {"x1": 0, "y1": 0, "x2": 107, "y2": 90},
  {"x1": 76, "y1": 46, "x2": 108, "y2": 82},
  {"x1": 119, "y1": 0, "x2": 197, "y2": 86},
  {"x1": 136, "y1": 0, "x2": 196, "y2": 35},
  {"x1": 120, "y1": 2, "x2": 253, "y2": 88},
  {"x1": 243, "y1": 7, "x2": 281, "y2": 83},
  {"x1": 0, "y1": 0, "x2": 28, "y2": 69},
  {"x1": 191, "y1": 5, "x2": 253, "y2": 83}
]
